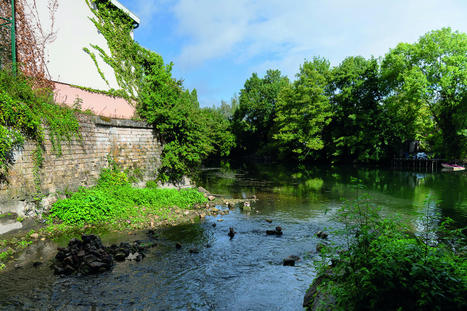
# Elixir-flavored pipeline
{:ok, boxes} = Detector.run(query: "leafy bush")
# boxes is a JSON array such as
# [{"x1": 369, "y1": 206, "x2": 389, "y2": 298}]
[
  {"x1": 313, "y1": 195, "x2": 467, "y2": 311},
  {"x1": 49, "y1": 169, "x2": 207, "y2": 226}
]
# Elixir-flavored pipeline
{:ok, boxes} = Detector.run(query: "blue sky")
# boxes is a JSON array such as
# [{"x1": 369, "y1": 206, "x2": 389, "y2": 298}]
[{"x1": 118, "y1": 0, "x2": 467, "y2": 108}]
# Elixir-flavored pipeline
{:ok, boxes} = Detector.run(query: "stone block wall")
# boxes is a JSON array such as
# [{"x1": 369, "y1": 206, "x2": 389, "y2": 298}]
[{"x1": 0, "y1": 115, "x2": 162, "y2": 215}]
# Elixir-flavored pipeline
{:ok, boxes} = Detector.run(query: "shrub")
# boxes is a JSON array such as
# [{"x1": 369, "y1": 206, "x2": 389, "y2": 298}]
[
  {"x1": 48, "y1": 169, "x2": 207, "y2": 226},
  {"x1": 313, "y1": 196, "x2": 467, "y2": 311}
]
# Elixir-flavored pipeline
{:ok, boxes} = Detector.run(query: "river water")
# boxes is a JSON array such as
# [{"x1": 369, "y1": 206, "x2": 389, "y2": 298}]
[{"x1": 0, "y1": 164, "x2": 466, "y2": 310}]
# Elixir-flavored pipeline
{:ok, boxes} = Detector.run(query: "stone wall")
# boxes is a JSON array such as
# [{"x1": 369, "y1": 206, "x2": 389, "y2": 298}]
[{"x1": 0, "y1": 115, "x2": 162, "y2": 216}]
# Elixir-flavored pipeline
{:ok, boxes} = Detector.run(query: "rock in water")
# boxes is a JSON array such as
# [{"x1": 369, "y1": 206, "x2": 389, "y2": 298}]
[
  {"x1": 317, "y1": 231, "x2": 328, "y2": 239},
  {"x1": 228, "y1": 227, "x2": 236, "y2": 239},
  {"x1": 266, "y1": 226, "x2": 283, "y2": 236},
  {"x1": 53, "y1": 235, "x2": 113, "y2": 276},
  {"x1": 53, "y1": 235, "x2": 155, "y2": 276},
  {"x1": 283, "y1": 255, "x2": 300, "y2": 266},
  {"x1": 242, "y1": 201, "x2": 252, "y2": 211}
]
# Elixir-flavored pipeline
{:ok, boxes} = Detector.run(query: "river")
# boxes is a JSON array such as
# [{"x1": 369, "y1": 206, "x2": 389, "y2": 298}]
[{"x1": 0, "y1": 163, "x2": 466, "y2": 310}]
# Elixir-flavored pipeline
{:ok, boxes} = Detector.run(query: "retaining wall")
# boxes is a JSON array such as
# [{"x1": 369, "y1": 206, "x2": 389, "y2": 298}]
[{"x1": 0, "y1": 115, "x2": 162, "y2": 216}]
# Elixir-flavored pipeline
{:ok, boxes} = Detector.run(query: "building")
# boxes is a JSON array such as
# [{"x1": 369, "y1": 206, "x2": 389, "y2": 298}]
[{"x1": 37, "y1": 0, "x2": 140, "y2": 118}]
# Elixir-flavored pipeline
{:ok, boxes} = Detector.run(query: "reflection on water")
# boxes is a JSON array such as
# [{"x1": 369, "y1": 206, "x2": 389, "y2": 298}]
[
  {"x1": 200, "y1": 163, "x2": 467, "y2": 226},
  {"x1": 0, "y1": 163, "x2": 465, "y2": 310}
]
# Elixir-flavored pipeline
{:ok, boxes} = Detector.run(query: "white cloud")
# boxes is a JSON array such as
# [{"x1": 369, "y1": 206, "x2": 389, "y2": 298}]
[{"x1": 170, "y1": 0, "x2": 467, "y2": 75}]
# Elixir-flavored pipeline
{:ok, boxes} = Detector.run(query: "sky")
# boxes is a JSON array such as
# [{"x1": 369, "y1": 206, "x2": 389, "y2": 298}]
[{"x1": 118, "y1": 0, "x2": 467, "y2": 108}]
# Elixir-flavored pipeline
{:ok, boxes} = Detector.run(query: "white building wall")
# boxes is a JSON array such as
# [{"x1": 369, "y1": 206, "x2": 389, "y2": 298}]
[{"x1": 31, "y1": 0, "x2": 135, "y2": 90}]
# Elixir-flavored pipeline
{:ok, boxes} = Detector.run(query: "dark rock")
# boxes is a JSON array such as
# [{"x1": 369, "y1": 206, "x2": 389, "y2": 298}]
[
  {"x1": 266, "y1": 226, "x2": 283, "y2": 236},
  {"x1": 189, "y1": 248, "x2": 199, "y2": 254},
  {"x1": 114, "y1": 251, "x2": 127, "y2": 262},
  {"x1": 212, "y1": 223, "x2": 216, "y2": 227},
  {"x1": 53, "y1": 235, "x2": 153, "y2": 276},
  {"x1": 205, "y1": 244, "x2": 212, "y2": 248},
  {"x1": 283, "y1": 255, "x2": 300, "y2": 266},
  {"x1": 303, "y1": 272, "x2": 336, "y2": 310},
  {"x1": 265, "y1": 219, "x2": 273, "y2": 223},
  {"x1": 32, "y1": 261, "x2": 43, "y2": 268},
  {"x1": 53, "y1": 235, "x2": 113, "y2": 276},
  {"x1": 317, "y1": 231, "x2": 328, "y2": 239},
  {"x1": 228, "y1": 227, "x2": 236, "y2": 239},
  {"x1": 175, "y1": 242, "x2": 182, "y2": 249}
]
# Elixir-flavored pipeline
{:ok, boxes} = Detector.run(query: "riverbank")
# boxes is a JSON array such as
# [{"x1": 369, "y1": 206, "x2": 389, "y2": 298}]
[{"x1": 0, "y1": 175, "x2": 255, "y2": 273}]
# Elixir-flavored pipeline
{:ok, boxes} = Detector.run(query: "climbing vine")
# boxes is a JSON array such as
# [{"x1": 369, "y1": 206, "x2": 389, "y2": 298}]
[
  {"x1": 0, "y1": 0, "x2": 58, "y2": 89},
  {"x1": 85, "y1": 0, "x2": 236, "y2": 182},
  {"x1": 0, "y1": 70, "x2": 80, "y2": 190},
  {"x1": 84, "y1": 0, "x2": 143, "y2": 99}
]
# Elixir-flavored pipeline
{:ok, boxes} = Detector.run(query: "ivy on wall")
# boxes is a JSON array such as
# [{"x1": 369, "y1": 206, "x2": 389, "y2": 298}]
[
  {"x1": 84, "y1": 0, "x2": 143, "y2": 99},
  {"x1": 0, "y1": 71, "x2": 80, "y2": 195},
  {"x1": 84, "y1": 0, "x2": 236, "y2": 182}
]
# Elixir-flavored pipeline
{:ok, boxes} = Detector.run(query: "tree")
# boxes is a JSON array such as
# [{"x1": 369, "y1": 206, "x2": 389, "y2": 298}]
[
  {"x1": 232, "y1": 69, "x2": 289, "y2": 155},
  {"x1": 200, "y1": 107, "x2": 236, "y2": 159},
  {"x1": 274, "y1": 57, "x2": 332, "y2": 161},
  {"x1": 137, "y1": 50, "x2": 213, "y2": 182},
  {"x1": 381, "y1": 28, "x2": 467, "y2": 159},
  {"x1": 326, "y1": 56, "x2": 386, "y2": 162}
]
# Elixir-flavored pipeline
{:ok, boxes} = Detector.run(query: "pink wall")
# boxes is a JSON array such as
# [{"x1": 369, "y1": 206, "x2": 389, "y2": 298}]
[{"x1": 53, "y1": 82, "x2": 136, "y2": 119}]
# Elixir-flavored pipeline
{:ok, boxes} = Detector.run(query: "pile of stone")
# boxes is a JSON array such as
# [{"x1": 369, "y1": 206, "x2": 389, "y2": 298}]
[
  {"x1": 53, "y1": 234, "x2": 156, "y2": 276},
  {"x1": 53, "y1": 235, "x2": 113, "y2": 276}
]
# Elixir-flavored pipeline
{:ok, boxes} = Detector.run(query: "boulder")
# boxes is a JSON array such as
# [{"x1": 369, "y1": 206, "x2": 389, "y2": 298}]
[
  {"x1": 266, "y1": 226, "x2": 283, "y2": 236},
  {"x1": 316, "y1": 231, "x2": 328, "y2": 239},
  {"x1": 228, "y1": 227, "x2": 236, "y2": 239}
]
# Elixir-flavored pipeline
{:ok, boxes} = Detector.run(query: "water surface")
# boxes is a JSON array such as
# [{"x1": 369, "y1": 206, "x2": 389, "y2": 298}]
[{"x1": 0, "y1": 164, "x2": 465, "y2": 310}]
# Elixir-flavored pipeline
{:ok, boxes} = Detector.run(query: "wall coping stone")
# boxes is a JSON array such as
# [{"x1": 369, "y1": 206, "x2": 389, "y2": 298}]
[{"x1": 91, "y1": 116, "x2": 152, "y2": 129}]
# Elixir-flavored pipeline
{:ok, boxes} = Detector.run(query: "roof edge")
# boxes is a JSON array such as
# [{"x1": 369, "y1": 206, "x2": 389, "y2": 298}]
[{"x1": 109, "y1": 0, "x2": 140, "y2": 27}]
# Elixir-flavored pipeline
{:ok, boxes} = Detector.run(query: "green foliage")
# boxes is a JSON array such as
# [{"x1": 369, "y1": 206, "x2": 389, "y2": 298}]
[
  {"x1": 137, "y1": 51, "x2": 224, "y2": 182},
  {"x1": 0, "y1": 70, "x2": 80, "y2": 179},
  {"x1": 274, "y1": 57, "x2": 333, "y2": 160},
  {"x1": 229, "y1": 28, "x2": 466, "y2": 163},
  {"x1": 85, "y1": 0, "x2": 142, "y2": 98},
  {"x1": 200, "y1": 107, "x2": 236, "y2": 158},
  {"x1": 326, "y1": 56, "x2": 386, "y2": 162},
  {"x1": 70, "y1": 83, "x2": 130, "y2": 100},
  {"x1": 86, "y1": 1, "x2": 233, "y2": 181},
  {"x1": 382, "y1": 28, "x2": 467, "y2": 159},
  {"x1": 232, "y1": 69, "x2": 289, "y2": 155},
  {"x1": 49, "y1": 166, "x2": 207, "y2": 225},
  {"x1": 314, "y1": 195, "x2": 467, "y2": 311}
]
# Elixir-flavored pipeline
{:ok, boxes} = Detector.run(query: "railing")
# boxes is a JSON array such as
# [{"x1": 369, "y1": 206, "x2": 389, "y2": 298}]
[
  {"x1": 392, "y1": 158, "x2": 443, "y2": 172},
  {"x1": 0, "y1": 0, "x2": 16, "y2": 74}
]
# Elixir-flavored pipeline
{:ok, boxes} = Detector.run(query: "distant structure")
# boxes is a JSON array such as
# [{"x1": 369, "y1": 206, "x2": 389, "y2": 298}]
[{"x1": 36, "y1": 0, "x2": 140, "y2": 119}]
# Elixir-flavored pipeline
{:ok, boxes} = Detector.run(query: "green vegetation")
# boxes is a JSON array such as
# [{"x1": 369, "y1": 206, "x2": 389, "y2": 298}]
[
  {"x1": 310, "y1": 195, "x2": 467, "y2": 311},
  {"x1": 230, "y1": 28, "x2": 467, "y2": 163},
  {"x1": 86, "y1": 0, "x2": 235, "y2": 182},
  {"x1": 0, "y1": 235, "x2": 34, "y2": 271},
  {"x1": 0, "y1": 70, "x2": 80, "y2": 184},
  {"x1": 48, "y1": 163, "x2": 208, "y2": 226},
  {"x1": 232, "y1": 69, "x2": 289, "y2": 155}
]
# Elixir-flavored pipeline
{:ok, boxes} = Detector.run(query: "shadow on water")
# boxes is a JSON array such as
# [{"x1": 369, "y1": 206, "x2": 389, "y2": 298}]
[{"x1": 0, "y1": 163, "x2": 466, "y2": 310}]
